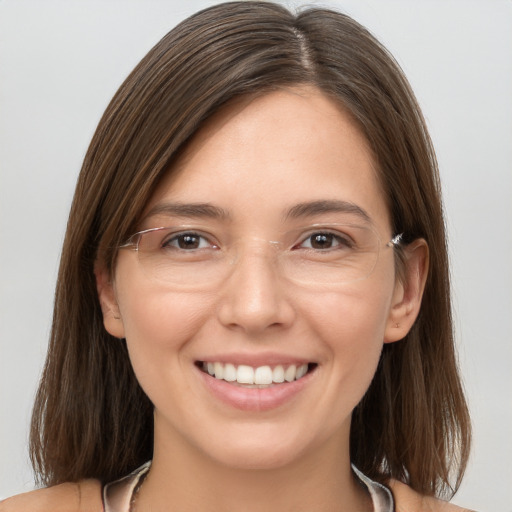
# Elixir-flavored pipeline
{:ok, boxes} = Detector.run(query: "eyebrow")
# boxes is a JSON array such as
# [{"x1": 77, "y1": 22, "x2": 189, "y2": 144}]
[
  {"x1": 144, "y1": 199, "x2": 371, "y2": 225},
  {"x1": 144, "y1": 202, "x2": 231, "y2": 221},
  {"x1": 285, "y1": 199, "x2": 372, "y2": 223}
]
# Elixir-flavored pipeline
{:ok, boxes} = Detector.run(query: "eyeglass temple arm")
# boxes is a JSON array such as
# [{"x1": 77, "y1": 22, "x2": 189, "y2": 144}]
[{"x1": 387, "y1": 233, "x2": 403, "y2": 248}]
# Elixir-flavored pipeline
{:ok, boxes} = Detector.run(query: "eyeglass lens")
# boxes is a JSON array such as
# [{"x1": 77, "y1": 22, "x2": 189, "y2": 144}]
[{"x1": 127, "y1": 224, "x2": 393, "y2": 290}]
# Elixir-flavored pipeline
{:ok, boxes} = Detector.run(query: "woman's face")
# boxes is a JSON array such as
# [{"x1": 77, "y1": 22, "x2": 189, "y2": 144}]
[{"x1": 100, "y1": 87, "x2": 409, "y2": 470}]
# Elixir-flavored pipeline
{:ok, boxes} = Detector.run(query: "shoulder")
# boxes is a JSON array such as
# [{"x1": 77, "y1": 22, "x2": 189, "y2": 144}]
[
  {"x1": 0, "y1": 480, "x2": 103, "y2": 512},
  {"x1": 0, "y1": 477, "x2": 476, "y2": 512},
  {"x1": 389, "y1": 479, "x2": 476, "y2": 512}
]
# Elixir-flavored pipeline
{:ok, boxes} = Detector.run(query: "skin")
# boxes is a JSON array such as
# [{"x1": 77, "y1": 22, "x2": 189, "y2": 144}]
[
  {"x1": 95, "y1": 87, "x2": 428, "y2": 511},
  {"x1": 0, "y1": 478, "x2": 476, "y2": 512}
]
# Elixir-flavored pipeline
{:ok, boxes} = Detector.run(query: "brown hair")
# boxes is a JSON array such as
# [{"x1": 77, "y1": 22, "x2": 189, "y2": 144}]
[{"x1": 30, "y1": 1, "x2": 470, "y2": 498}]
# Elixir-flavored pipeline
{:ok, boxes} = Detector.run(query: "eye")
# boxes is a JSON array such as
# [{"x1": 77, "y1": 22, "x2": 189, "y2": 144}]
[
  {"x1": 298, "y1": 232, "x2": 352, "y2": 250},
  {"x1": 163, "y1": 232, "x2": 212, "y2": 250}
]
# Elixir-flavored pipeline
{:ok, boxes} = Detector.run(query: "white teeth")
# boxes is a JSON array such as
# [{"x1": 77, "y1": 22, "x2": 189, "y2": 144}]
[
  {"x1": 272, "y1": 365, "x2": 285, "y2": 383},
  {"x1": 214, "y1": 362, "x2": 224, "y2": 380},
  {"x1": 237, "y1": 365, "x2": 254, "y2": 384},
  {"x1": 284, "y1": 364, "x2": 297, "y2": 382},
  {"x1": 296, "y1": 364, "x2": 308, "y2": 379},
  {"x1": 223, "y1": 363, "x2": 237, "y2": 382},
  {"x1": 203, "y1": 362, "x2": 311, "y2": 385},
  {"x1": 254, "y1": 366, "x2": 273, "y2": 385}
]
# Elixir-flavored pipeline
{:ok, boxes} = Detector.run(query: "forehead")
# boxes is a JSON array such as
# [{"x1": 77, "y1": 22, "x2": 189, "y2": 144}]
[{"x1": 145, "y1": 87, "x2": 390, "y2": 232}]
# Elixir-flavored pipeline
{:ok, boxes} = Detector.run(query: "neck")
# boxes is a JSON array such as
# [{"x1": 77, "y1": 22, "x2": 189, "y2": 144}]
[{"x1": 137, "y1": 423, "x2": 372, "y2": 512}]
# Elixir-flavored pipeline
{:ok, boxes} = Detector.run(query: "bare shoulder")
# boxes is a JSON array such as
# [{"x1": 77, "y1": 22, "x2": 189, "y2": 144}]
[
  {"x1": 389, "y1": 479, "x2": 476, "y2": 512},
  {"x1": 0, "y1": 479, "x2": 103, "y2": 512}
]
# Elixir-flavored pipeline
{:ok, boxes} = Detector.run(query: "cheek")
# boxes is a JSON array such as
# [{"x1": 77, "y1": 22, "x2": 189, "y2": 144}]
[
  {"x1": 121, "y1": 291, "x2": 206, "y2": 343},
  {"x1": 302, "y1": 277, "x2": 394, "y2": 384},
  {"x1": 115, "y1": 281, "x2": 215, "y2": 384},
  {"x1": 307, "y1": 281, "x2": 392, "y2": 347}
]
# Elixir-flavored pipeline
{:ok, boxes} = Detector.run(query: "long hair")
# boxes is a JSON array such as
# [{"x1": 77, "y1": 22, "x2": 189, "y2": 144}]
[{"x1": 30, "y1": 1, "x2": 470, "y2": 498}]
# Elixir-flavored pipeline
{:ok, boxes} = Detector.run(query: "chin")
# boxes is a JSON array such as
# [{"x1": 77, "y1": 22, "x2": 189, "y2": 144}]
[
  {"x1": 196, "y1": 422, "x2": 335, "y2": 472},
  {"x1": 208, "y1": 442, "x2": 305, "y2": 471}
]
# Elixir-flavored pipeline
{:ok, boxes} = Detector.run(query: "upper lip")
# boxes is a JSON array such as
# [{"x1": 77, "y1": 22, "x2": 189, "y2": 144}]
[{"x1": 195, "y1": 352, "x2": 315, "y2": 367}]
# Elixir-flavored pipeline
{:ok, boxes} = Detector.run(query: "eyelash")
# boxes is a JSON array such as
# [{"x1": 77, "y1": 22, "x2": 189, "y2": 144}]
[
  {"x1": 295, "y1": 232, "x2": 354, "y2": 251},
  {"x1": 162, "y1": 232, "x2": 216, "y2": 251},
  {"x1": 160, "y1": 230, "x2": 353, "y2": 251}
]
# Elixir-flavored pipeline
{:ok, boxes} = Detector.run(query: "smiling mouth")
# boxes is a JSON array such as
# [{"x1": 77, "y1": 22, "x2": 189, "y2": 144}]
[{"x1": 197, "y1": 361, "x2": 318, "y2": 388}]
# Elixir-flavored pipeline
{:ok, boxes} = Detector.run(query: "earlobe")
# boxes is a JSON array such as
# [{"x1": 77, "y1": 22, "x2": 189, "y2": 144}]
[
  {"x1": 94, "y1": 263, "x2": 125, "y2": 339},
  {"x1": 384, "y1": 239, "x2": 429, "y2": 343}
]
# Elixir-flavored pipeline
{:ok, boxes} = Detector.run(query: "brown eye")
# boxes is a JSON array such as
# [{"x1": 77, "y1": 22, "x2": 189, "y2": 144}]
[
  {"x1": 300, "y1": 233, "x2": 344, "y2": 250},
  {"x1": 178, "y1": 234, "x2": 200, "y2": 249},
  {"x1": 312, "y1": 234, "x2": 335, "y2": 249},
  {"x1": 163, "y1": 233, "x2": 209, "y2": 250}
]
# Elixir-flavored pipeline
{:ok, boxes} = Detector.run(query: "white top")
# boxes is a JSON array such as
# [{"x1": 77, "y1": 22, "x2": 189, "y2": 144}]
[{"x1": 103, "y1": 461, "x2": 394, "y2": 512}]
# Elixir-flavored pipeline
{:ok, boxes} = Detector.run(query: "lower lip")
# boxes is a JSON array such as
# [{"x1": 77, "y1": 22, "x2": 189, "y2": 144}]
[{"x1": 198, "y1": 367, "x2": 315, "y2": 412}]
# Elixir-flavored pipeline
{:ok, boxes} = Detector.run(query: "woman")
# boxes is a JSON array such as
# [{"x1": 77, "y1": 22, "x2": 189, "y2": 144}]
[{"x1": 1, "y1": 2, "x2": 473, "y2": 511}]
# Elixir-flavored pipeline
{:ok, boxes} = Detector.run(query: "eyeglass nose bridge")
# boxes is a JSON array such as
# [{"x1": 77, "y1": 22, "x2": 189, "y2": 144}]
[{"x1": 225, "y1": 237, "x2": 285, "y2": 266}]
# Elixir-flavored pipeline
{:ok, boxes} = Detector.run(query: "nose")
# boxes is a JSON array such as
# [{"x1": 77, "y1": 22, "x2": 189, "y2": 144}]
[{"x1": 216, "y1": 245, "x2": 296, "y2": 336}]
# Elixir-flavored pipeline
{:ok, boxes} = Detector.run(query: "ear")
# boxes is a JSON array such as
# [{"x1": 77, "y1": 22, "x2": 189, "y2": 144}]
[
  {"x1": 384, "y1": 239, "x2": 429, "y2": 343},
  {"x1": 94, "y1": 262, "x2": 125, "y2": 339}
]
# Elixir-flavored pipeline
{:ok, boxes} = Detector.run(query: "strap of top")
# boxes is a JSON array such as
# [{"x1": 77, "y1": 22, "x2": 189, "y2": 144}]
[
  {"x1": 103, "y1": 462, "x2": 151, "y2": 512},
  {"x1": 104, "y1": 461, "x2": 394, "y2": 512}
]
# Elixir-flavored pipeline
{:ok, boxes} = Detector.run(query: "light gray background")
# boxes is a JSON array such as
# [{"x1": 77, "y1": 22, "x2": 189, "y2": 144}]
[{"x1": 1, "y1": 1, "x2": 511, "y2": 510}]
